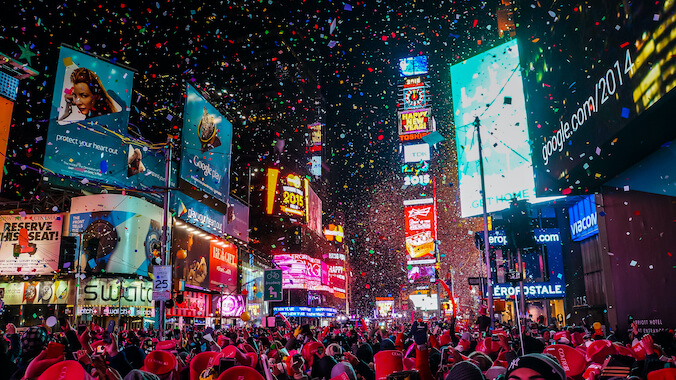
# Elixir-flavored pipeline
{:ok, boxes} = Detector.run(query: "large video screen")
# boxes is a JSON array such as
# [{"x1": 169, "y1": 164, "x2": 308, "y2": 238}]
[
  {"x1": 180, "y1": 84, "x2": 233, "y2": 203},
  {"x1": 517, "y1": 1, "x2": 676, "y2": 195},
  {"x1": 44, "y1": 46, "x2": 170, "y2": 195},
  {"x1": 399, "y1": 56, "x2": 428, "y2": 77},
  {"x1": 451, "y1": 39, "x2": 549, "y2": 217},
  {"x1": 404, "y1": 198, "x2": 437, "y2": 265},
  {"x1": 273, "y1": 253, "x2": 323, "y2": 291}
]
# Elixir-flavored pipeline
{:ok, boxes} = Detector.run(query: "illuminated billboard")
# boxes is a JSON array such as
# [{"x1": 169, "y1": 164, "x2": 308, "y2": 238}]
[
  {"x1": 451, "y1": 39, "x2": 556, "y2": 217},
  {"x1": 70, "y1": 194, "x2": 162, "y2": 277},
  {"x1": 306, "y1": 123, "x2": 322, "y2": 153},
  {"x1": 403, "y1": 143, "x2": 431, "y2": 163},
  {"x1": 375, "y1": 297, "x2": 395, "y2": 317},
  {"x1": 517, "y1": 0, "x2": 676, "y2": 195},
  {"x1": 44, "y1": 46, "x2": 171, "y2": 195},
  {"x1": 180, "y1": 84, "x2": 233, "y2": 202},
  {"x1": 398, "y1": 108, "x2": 431, "y2": 135},
  {"x1": 399, "y1": 56, "x2": 428, "y2": 77},
  {"x1": 0, "y1": 214, "x2": 63, "y2": 275},
  {"x1": 407, "y1": 266, "x2": 436, "y2": 283},
  {"x1": 404, "y1": 198, "x2": 437, "y2": 265},
  {"x1": 273, "y1": 253, "x2": 322, "y2": 290},
  {"x1": 402, "y1": 86, "x2": 427, "y2": 110},
  {"x1": 306, "y1": 184, "x2": 322, "y2": 236},
  {"x1": 265, "y1": 168, "x2": 308, "y2": 218}
]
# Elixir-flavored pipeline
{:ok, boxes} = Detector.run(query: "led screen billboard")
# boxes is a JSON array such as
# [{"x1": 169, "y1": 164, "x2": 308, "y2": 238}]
[
  {"x1": 451, "y1": 39, "x2": 555, "y2": 217},
  {"x1": 375, "y1": 297, "x2": 395, "y2": 318},
  {"x1": 399, "y1": 56, "x2": 428, "y2": 77},
  {"x1": 516, "y1": 1, "x2": 676, "y2": 195},
  {"x1": 0, "y1": 214, "x2": 63, "y2": 275},
  {"x1": 398, "y1": 108, "x2": 432, "y2": 135},
  {"x1": 403, "y1": 143, "x2": 431, "y2": 163},
  {"x1": 70, "y1": 194, "x2": 162, "y2": 277},
  {"x1": 404, "y1": 198, "x2": 437, "y2": 265},
  {"x1": 180, "y1": 84, "x2": 233, "y2": 202},
  {"x1": 44, "y1": 46, "x2": 170, "y2": 195},
  {"x1": 273, "y1": 253, "x2": 324, "y2": 291},
  {"x1": 265, "y1": 169, "x2": 308, "y2": 218}
]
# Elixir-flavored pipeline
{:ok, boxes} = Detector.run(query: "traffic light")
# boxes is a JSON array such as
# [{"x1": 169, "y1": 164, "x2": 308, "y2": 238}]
[
  {"x1": 59, "y1": 236, "x2": 78, "y2": 271},
  {"x1": 505, "y1": 199, "x2": 536, "y2": 249}
]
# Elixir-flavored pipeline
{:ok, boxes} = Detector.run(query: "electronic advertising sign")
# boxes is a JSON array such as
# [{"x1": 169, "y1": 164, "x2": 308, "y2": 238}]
[
  {"x1": 451, "y1": 39, "x2": 558, "y2": 218},
  {"x1": 486, "y1": 228, "x2": 565, "y2": 300},
  {"x1": 398, "y1": 108, "x2": 432, "y2": 136},
  {"x1": 375, "y1": 297, "x2": 395, "y2": 318},
  {"x1": 44, "y1": 46, "x2": 171, "y2": 197},
  {"x1": 407, "y1": 265, "x2": 436, "y2": 283},
  {"x1": 516, "y1": 0, "x2": 676, "y2": 195},
  {"x1": 272, "y1": 253, "x2": 322, "y2": 291},
  {"x1": 180, "y1": 84, "x2": 233, "y2": 203},
  {"x1": 399, "y1": 56, "x2": 428, "y2": 77},
  {"x1": 404, "y1": 198, "x2": 437, "y2": 265},
  {"x1": 403, "y1": 143, "x2": 431, "y2": 163},
  {"x1": 265, "y1": 168, "x2": 308, "y2": 219},
  {"x1": 306, "y1": 123, "x2": 322, "y2": 153},
  {"x1": 69, "y1": 194, "x2": 163, "y2": 277}
]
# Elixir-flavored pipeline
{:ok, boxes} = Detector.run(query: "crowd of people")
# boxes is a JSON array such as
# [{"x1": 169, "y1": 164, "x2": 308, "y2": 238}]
[{"x1": 0, "y1": 310, "x2": 675, "y2": 380}]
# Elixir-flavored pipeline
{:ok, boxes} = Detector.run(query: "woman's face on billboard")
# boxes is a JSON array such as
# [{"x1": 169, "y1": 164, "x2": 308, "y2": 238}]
[{"x1": 72, "y1": 82, "x2": 99, "y2": 116}]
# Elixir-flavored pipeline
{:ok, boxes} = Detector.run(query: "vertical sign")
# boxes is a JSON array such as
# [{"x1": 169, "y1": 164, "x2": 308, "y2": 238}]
[
  {"x1": 152, "y1": 265, "x2": 171, "y2": 301},
  {"x1": 264, "y1": 269, "x2": 283, "y2": 302}
]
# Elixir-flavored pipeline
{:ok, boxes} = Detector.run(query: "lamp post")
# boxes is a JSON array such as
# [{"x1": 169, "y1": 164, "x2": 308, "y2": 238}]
[{"x1": 475, "y1": 116, "x2": 494, "y2": 328}]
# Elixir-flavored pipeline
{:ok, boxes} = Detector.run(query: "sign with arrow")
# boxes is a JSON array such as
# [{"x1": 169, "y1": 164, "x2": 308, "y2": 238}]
[{"x1": 264, "y1": 269, "x2": 283, "y2": 302}]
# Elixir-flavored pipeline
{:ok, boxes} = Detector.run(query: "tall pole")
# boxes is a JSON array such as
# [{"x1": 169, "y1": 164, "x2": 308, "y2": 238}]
[
  {"x1": 73, "y1": 232, "x2": 83, "y2": 326},
  {"x1": 158, "y1": 138, "x2": 172, "y2": 337},
  {"x1": 517, "y1": 248, "x2": 526, "y2": 323},
  {"x1": 475, "y1": 116, "x2": 494, "y2": 328}
]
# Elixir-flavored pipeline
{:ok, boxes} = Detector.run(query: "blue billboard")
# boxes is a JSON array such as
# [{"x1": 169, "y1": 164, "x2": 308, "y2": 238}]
[
  {"x1": 44, "y1": 46, "x2": 171, "y2": 195},
  {"x1": 171, "y1": 190, "x2": 226, "y2": 238},
  {"x1": 568, "y1": 195, "x2": 599, "y2": 241},
  {"x1": 399, "y1": 56, "x2": 428, "y2": 77},
  {"x1": 180, "y1": 84, "x2": 233, "y2": 203}
]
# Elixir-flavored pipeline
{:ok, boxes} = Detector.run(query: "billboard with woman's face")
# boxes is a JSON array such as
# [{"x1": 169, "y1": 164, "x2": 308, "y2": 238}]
[{"x1": 44, "y1": 46, "x2": 171, "y2": 195}]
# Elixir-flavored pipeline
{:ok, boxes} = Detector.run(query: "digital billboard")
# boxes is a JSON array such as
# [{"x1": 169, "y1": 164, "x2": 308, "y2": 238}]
[
  {"x1": 170, "y1": 190, "x2": 226, "y2": 238},
  {"x1": 208, "y1": 240, "x2": 237, "y2": 291},
  {"x1": 403, "y1": 143, "x2": 430, "y2": 163},
  {"x1": 398, "y1": 108, "x2": 432, "y2": 135},
  {"x1": 180, "y1": 84, "x2": 233, "y2": 202},
  {"x1": 171, "y1": 222, "x2": 216, "y2": 290},
  {"x1": 407, "y1": 266, "x2": 436, "y2": 283},
  {"x1": 44, "y1": 46, "x2": 171, "y2": 195},
  {"x1": 404, "y1": 198, "x2": 437, "y2": 265},
  {"x1": 568, "y1": 195, "x2": 599, "y2": 242},
  {"x1": 273, "y1": 253, "x2": 329, "y2": 291},
  {"x1": 265, "y1": 169, "x2": 308, "y2": 218},
  {"x1": 70, "y1": 194, "x2": 163, "y2": 276},
  {"x1": 375, "y1": 297, "x2": 395, "y2": 317},
  {"x1": 516, "y1": 1, "x2": 676, "y2": 195},
  {"x1": 451, "y1": 39, "x2": 554, "y2": 217},
  {"x1": 306, "y1": 183, "x2": 322, "y2": 236},
  {"x1": 306, "y1": 123, "x2": 322, "y2": 153},
  {"x1": 224, "y1": 196, "x2": 249, "y2": 243},
  {"x1": 0, "y1": 214, "x2": 63, "y2": 275},
  {"x1": 399, "y1": 56, "x2": 428, "y2": 77}
]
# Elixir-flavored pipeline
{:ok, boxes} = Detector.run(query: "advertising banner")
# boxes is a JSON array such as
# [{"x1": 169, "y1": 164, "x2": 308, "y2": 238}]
[
  {"x1": 44, "y1": 47, "x2": 170, "y2": 196},
  {"x1": 375, "y1": 297, "x2": 395, "y2": 318},
  {"x1": 306, "y1": 184, "x2": 322, "y2": 236},
  {"x1": 306, "y1": 123, "x2": 322, "y2": 153},
  {"x1": 398, "y1": 108, "x2": 431, "y2": 135},
  {"x1": 407, "y1": 266, "x2": 436, "y2": 283},
  {"x1": 0, "y1": 214, "x2": 63, "y2": 275},
  {"x1": 0, "y1": 280, "x2": 71, "y2": 305},
  {"x1": 517, "y1": 0, "x2": 676, "y2": 195},
  {"x1": 265, "y1": 169, "x2": 308, "y2": 218},
  {"x1": 208, "y1": 240, "x2": 237, "y2": 290},
  {"x1": 166, "y1": 290, "x2": 209, "y2": 317},
  {"x1": 171, "y1": 224, "x2": 210, "y2": 290},
  {"x1": 273, "y1": 253, "x2": 322, "y2": 291},
  {"x1": 451, "y1": 39, "x2": 557, "y2": 217},
  {"x1": 225, "y1": 196, "x2": 249, "y2": 242},
  {"x1": 180, "y1": 84, "x2": 233, "y2": 203},
  {"x1": 79, "y1": 277, "x2": 153, "y2": 307},
  {"x1": 403, "y1": 143, "x2": 430, "y2": 163},
  {"x1": 217, "y1": 294, "x2": 246, "y2": 317},
  {"x1": 399, "y1": 56, "x2": 428, "y2": 77},
  {"x1": 569, "y1": 195, "x2": 599, "y2": 242},
  {"x1": 70, "y1": 194, "x2": 163, "y2": 276},
  {"x1": 171, "y1": 190, "x2": 226, "y2": 238},
  {"x1": 487, "y1": 228, "x2": 566, "y2": 300},
  {"x1": 404, "y1": 199, "x2": 436, "y2": 264}
]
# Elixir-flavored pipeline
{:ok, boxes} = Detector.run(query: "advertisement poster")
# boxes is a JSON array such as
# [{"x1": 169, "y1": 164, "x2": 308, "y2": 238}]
[
  {"x1": 224, "y1": 196, "x2": 249, "y2": 243},
  {"x1": 171, "y1": 190, "x2": 226, "y2": 238},
  {"x1": 0, "y1": 214, "x2": 63, "y2": 275},
  {"x1": 403, "y1": 199, "x2": 436, "y2": 263},
  {"x1": 44, "y1": 46, "x2": 170, "y2": 195},
  {"x1": 0, "y1": 280, "x2": 71, "y2": 305},
  {"x1": 171, "y1": 225, "x2": 210, "y2": 289},
  {"x1": 375, "y1": 297, "x2": 395, "y2": 318},
  {"x1": 306, "y1": 184, "x2": 322, "y2": 236},
  {"x1": 78, "y1": 277, "x2": 154, "y2": 308},
  {"x1": 273, "y1": 253, "x2": 322, "y2": 290},
  {"x1": 208, "y1": 240, "x2": 237, "y2": 290},
  {"x1": 180, "y1": 84, "x2": 233, "y2": 202},
  {"x1": 451, "y1": 39, "x2": 557, "y2": 217},
  {"x1": 69, "y1": 194, "x2": 163, "y2": 276}
]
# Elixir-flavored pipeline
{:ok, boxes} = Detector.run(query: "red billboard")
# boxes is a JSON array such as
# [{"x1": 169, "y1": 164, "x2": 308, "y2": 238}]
[
  {"x1": 404, "y1": 198, "x2": 437, "y2": 263},
  {"x1": 209, "y1": 241, "x2": 237, "y2": 290}
]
